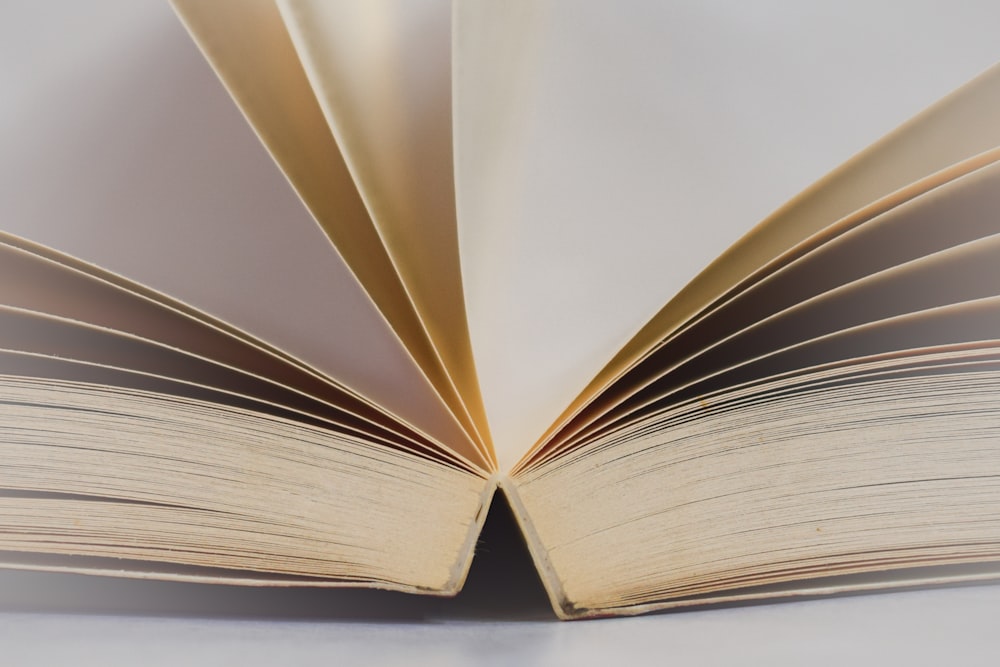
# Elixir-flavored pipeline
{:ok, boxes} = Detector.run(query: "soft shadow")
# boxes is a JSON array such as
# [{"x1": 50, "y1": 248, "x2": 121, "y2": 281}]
[{"x1": 0, "y1": 493, "x2": 554, "y2": 624}]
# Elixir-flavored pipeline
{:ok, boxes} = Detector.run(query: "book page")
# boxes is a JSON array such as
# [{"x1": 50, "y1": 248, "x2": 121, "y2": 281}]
[
  {"x1": 565, "y1": 64, "x2": 1000, "y2": 443},
  {"x1": 523, "y1": 151, "x2": 1000, "y2": 466},
  {"x1": 275, "y1": 0, "x2": 492, "y2": 456},
  {"x1": 453, "y1": 0, "x2": 1000, "y2": 466},
  {"x1": 0, "y1": 0, "x2": 477, "y2": 460},
  {"x1": 510, "y1": 343, "x2": 1000, "y2": 616},
  {"x1": 0, "y1": 371, "x2": 491, "y2": 593},
  {"x1": 566, "y1": 234, "x2": 1000, "y2": 456},
  {"x1": 0, "y1": 240, "x2": 490, "y2": 469},
  {"x1": 168, "y1": 0, "x2": 489, "y2": 460}
]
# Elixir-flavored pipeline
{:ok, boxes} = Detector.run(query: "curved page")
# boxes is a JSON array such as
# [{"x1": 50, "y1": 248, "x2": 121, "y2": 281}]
[
  {"x1": 0, "y1": 305, "x2": 475, "y2": 464},
  {"x1": 524, "y1": 153, "x2": 1000, "y2": 464},
  {"x1": 0, "y1": 371, "x2": 489, "y2": 591},
  {"x1": 275, "y1": 0, "x2": 492, "y2": 456},
  {"x1": 510, "y1": 343, "x2": 1000, "y2": 616},
  {"x1": 453, "y1": 0, "x2": 1000, "y2": 465},
  {"x1": 559, "y1": 234, "x2": 1000, "y2": 461},
  {"x1": 551, "y1": 64, "x2": 1000, "y2": 454},
  {"x1": 0, "y1": 0, "x2": 479, "y2": 464},
  {"x1": 0, "y1": 239, "x2": 485, "y2": 468}
]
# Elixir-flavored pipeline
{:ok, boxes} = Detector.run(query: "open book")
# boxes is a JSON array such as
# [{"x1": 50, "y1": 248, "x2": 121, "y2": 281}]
[{"x1": 3, "y1": 0, "x2": 1000, "y2": 619}]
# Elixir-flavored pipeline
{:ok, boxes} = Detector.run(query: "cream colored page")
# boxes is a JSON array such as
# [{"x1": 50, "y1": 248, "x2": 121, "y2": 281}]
[
  {"x1": 170, "y1": 0, "x2": 486, "y2": 459},
  {"x1": 572, "y1": 64, "x2": 1000, "y2": 429},
  {"x1": 276, "y1": 0, "x2": 491, "y2": 452},
  {"x1": 0, "y1": 0, "x2": 472, "y2": 455},
  {"x1": 520, "y1": 149, "x2": 1000, "y2": 466},
  {"x1": 453, "y1": 0, "x2": 1000, "y2": 466}
]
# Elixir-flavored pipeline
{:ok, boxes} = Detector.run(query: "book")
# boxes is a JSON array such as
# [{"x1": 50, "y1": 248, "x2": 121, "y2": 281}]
[{"x1": 3, "y1": 0, "x2": 1000, "y2": 620}]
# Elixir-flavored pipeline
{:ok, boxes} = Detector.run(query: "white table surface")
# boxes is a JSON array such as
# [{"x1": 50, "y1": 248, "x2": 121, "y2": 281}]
[
  {"x1": 4, "y1": 587, "x2": 1000, "y2": 666},
  {"x1": 3, "y1": 500, "x2": 1000, "y2": 667}
]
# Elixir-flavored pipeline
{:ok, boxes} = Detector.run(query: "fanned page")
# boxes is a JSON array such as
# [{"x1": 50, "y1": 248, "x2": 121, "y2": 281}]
[
  {"x1": 274, "y1": 0, "x2": 493, "y2": 456},
  {"x1": 534, "y1": 58, "x2": 1000, "y2": 459},
  {"x1": 502, "y1": 68, "x2": 1000, "y2": 616},
  {"x1": 0, "y1": 233, "x2": 494, "y2": 591},
  {"x1": 524, "y1": 65, "x2": 1000, "y2": 469},
  {"x1": 0, "y1": 0, "x2": 495, "y2": 596},
  {"x1": 169, "y1": 0, "x2": 492, "y2": 464},
  {"x1": 452, "y1": 0, "x2": 1000, "y2": 467},
  {"x1": 2, "y1": 0, "x2": 484, "y2": 465}
]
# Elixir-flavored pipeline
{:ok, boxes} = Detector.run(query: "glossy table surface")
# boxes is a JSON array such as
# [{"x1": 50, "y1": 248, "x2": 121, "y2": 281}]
[{"x1": 4, "y1": 498, "x2": 1000, "y2": 666}]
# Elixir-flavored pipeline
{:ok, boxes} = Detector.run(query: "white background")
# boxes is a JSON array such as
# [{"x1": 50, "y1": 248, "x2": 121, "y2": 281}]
[
  {"x1": 4, "y1": 583, "x2": 1000, "y2": 665},
  {"x1": 3, "y1": 1, "x2": 1000, "y2": 663}
]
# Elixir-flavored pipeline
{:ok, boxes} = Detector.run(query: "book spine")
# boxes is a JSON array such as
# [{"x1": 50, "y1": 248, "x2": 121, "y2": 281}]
[
  {"x1": 499, "y1": 477, "x2": 590, "y2": 620},
  {"x1": 442, "y1": 474, "x2": 501, "y2": 595}
]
